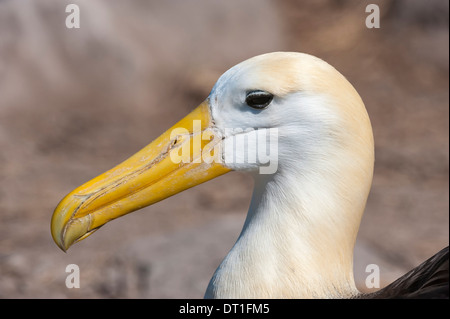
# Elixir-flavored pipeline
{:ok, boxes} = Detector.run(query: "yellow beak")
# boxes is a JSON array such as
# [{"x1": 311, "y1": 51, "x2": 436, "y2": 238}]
[{"x1": 51, "y1": 101, "x2": 231, "y2": 251}]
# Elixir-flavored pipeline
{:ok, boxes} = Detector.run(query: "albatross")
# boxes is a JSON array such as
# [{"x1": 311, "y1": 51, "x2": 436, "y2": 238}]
[{"x1": 51, "y1": 52, "x2": 449, "y2": 298}]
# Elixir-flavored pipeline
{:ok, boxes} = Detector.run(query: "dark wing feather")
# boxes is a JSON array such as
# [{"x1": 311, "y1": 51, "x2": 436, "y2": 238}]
[{"x1": 363, "y1": 246, "x2": 449, "y2": 299}]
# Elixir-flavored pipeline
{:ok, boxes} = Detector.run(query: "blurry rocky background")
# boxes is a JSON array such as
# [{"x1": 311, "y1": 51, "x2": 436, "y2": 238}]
[{"x1": 0, "y1": 0, "x2": 448, "y2": 298}]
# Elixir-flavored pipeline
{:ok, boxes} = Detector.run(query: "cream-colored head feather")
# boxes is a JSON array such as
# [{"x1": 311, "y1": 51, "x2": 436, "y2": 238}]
[
  {"x1": 50, "y1": 51, "x2": 375, "y2": 298},
  {"x1": 205, "y1": 52, "x2": 374, "y2": 298}
]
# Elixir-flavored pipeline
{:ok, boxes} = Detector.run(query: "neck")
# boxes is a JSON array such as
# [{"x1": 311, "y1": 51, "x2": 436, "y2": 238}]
[{"x1": 205, "y1": 158, "x2": 372, "y2": 298}]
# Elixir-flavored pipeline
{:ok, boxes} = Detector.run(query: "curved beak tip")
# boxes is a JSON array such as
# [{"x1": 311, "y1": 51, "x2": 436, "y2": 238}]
[
  {"x1": 51, "y1": 207, "x2": 96, "y2": 252},
  {"x1": 51, "y1": 219, "x2": 69, "y2": 252},
  {"x1": 50, "y1": 101, "x2": 231, "y2": 252}
]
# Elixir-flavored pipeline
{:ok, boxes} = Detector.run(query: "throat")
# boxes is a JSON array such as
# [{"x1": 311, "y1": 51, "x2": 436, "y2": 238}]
[{"x1": 205, "y1": 172, "x2": 364, "y2": 299}]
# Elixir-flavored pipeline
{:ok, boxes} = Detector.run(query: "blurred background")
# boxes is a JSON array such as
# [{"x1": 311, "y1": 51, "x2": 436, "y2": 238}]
[{"x1": 0, "y1": 0, "x2": 448, "y2": 298}]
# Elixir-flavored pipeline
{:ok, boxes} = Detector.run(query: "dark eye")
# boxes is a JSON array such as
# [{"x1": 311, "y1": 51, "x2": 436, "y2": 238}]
[{"x1": 245, "y1": 90, "x2": 273, "y2": 109}]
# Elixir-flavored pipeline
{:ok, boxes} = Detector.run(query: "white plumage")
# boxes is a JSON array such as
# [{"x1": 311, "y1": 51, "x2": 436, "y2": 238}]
[
  {"x1": 52, "y1": 52, "x2": 448, "y2": 299},
  {"x1": 204, "y1": 52, "x2": 374, "y2": 298}
]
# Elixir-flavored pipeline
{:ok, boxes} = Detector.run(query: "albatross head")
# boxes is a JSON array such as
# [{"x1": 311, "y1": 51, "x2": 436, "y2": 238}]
[{"x1": 51, "y1": 52, "x2": 374, "y2": 298}]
